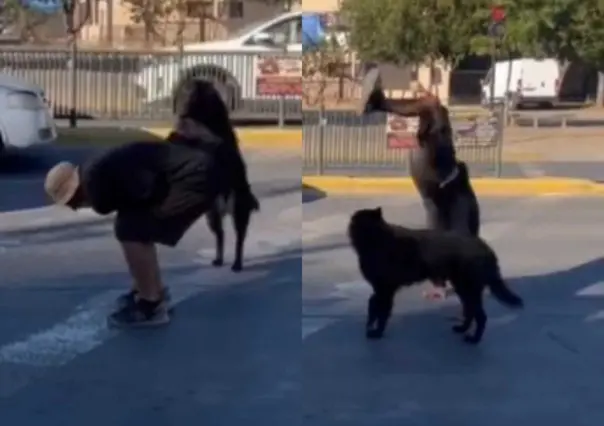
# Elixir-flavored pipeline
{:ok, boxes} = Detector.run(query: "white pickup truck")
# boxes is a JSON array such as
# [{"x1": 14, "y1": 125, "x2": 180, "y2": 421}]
[{"x1": 134, "y1": 11, "x2": 303, "y2": 113}]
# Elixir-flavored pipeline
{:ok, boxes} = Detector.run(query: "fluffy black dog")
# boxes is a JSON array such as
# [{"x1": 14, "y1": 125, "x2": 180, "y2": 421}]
[
  {"x1": 171, "y1": 78, "x2": 260, "y2": 272},
  {"x1": 348, "y1": 207, "x2": 523, "y2": 344}
]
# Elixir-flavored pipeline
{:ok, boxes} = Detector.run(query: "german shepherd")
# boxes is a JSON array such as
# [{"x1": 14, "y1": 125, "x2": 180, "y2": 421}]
[
  {"x1": 348, "y1": 207, "x2": 523, "y2": 344},
  {"x1": 206, "y1": 190, "x2": 260, "y2": 272}
]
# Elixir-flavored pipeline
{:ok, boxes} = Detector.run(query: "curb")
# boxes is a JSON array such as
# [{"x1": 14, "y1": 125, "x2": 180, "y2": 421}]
[
  {"x1": 302, "y1": 176, "x2": 604, "y2": 196},
  {"x1": 0, "y1": 206, "x2": 109, "y2": 235},
  {"x1": 145, "y1": 127, "x2": 301, "y2": 151}
]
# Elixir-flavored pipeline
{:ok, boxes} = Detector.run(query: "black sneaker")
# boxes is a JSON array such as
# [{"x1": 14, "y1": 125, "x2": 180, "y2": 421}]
[
  {"x1": 107, "y1": 297, "x2": 170, "y2": 328},
  {"x1": 115, "y1": 287, "x2": 172, "y2": 311}
]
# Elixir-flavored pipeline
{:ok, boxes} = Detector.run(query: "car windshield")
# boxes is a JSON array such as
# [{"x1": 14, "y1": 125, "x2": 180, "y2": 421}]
[{"x1": 230, "y1": 15, "x2": 288, "y2": 39}]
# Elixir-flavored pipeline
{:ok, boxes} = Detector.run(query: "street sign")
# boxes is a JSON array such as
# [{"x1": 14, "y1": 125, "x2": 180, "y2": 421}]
[
  {"x1": 491, "y1": 5, "x2": 506, "y2": 23},
  {"x1": 488, "y1": 5, "x2": 506, "y2": 38}
]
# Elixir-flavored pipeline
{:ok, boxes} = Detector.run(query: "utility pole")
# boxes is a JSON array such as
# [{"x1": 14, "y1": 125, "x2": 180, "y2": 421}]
[{"x1": 488, "y1": 3, "x2": 506, "y2": 109}]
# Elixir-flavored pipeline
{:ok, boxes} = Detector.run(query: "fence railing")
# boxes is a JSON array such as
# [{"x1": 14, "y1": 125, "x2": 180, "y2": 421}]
[
  {"x1": 0, "y1": 47, "x2": 301, "y2": 123},
  {"x1": 303, "y1": 109, "x2": 505, "y2": 177}
]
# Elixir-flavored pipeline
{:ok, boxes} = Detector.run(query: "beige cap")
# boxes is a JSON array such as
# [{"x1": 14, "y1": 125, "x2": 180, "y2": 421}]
[{"x1": 44, "y1": 161, "x2": 80, "y2": 205}]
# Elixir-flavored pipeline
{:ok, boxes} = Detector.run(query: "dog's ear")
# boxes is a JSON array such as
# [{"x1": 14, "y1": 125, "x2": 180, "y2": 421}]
[{"x1": 373, "y1": 206, "x2": 383, "y2": 218}]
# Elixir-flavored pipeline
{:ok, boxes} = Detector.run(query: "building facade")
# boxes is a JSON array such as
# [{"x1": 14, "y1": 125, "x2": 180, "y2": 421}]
[{"x1": 80, "y1": 0, "x2": 298, "y2": 47}]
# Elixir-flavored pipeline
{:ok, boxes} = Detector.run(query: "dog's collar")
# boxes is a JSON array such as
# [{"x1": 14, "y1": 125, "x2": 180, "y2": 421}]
[{"x1": 439, "y1": 166, "x2": 459, "y2": 188}]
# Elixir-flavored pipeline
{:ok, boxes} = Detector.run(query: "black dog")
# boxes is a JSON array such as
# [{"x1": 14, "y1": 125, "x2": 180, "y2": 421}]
[
  {"x1": 171, "y1": 78, "x2": 260, "y2": 271},
  {"x1": 348, "y1": 207, "x2": 523, "y2": 344}
]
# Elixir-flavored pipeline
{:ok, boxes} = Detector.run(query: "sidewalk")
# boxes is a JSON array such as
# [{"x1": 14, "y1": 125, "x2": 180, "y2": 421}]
[{"x1": 503, "y1": 127, "x2": 604, "y2": 162}]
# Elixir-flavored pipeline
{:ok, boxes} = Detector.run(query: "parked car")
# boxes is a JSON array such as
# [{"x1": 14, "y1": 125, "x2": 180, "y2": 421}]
[
  {"x1": 0, "y1": 74, "x2": 56, "y2": 153},
  {"x1": 134, "y1": 10, "x2": 303, "y2": 112},
  {"x1": 481, "y1": 58, "x2": 561, "y2": 109}
]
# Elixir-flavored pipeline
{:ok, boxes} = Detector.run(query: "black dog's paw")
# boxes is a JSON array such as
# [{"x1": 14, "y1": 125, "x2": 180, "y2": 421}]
[
  {"x1": 231, "y1": 262, "x2": 242, "y2": 272},
  {"x1": 212, "y1": 258, "x2": 224, "y2": 267},
  {"x1": 451, "y1": 324, "x2": 467, "y2": 334},
  {"x1": 365, "y1": 328, "x2": 384, "y2": 340},
  {"x1": 463, "y1": 334, "x2": 481, "y2": 345}
]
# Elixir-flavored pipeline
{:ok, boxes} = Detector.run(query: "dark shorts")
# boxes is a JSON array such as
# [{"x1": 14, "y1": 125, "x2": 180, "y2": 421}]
[{"x1": 114, "y1": 188, "x2": 214, "y2": 247}]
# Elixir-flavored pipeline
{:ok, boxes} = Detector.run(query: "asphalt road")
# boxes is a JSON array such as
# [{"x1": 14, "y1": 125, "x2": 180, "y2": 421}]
[
  {"x1": 0, "y1": 147, "x2": 301, "y2": 425},
  {"x1": 303, "y1": 194, "x2": 604, "y2": 426}
]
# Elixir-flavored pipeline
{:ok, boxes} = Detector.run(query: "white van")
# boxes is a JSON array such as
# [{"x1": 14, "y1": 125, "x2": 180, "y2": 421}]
[{"x1": 481, "y1": 58, "x2": 561, "y2": 108}]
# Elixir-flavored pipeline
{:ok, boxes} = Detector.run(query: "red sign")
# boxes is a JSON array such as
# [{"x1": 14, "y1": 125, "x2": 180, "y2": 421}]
[
  {"x1": 386, "y1": 115, "x2": 419, "y2": 149},
  {"x1": 491, "y1": 5, "x2": 505, "y2": 22},
  {"x1": 255, "y1": 56, "x2": 302, "y2": 96}
]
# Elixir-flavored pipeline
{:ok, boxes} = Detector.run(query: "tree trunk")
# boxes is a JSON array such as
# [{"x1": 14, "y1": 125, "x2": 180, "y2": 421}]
[{"x1": 596, "y1": 71, "x2": 604, "y2": 106}]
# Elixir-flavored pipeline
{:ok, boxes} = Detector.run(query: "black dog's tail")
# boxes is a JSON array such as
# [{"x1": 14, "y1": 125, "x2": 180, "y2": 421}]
[
  {"x1": 248, "y1": 192, "x2": 260, "y2": 212},
  {"x1": 488, "y1": 275, "x2": 524, "y2": 308}
]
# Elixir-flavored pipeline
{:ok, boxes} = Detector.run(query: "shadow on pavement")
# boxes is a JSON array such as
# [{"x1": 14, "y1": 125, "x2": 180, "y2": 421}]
[
  {"x1": 304, "y1": 257, "x2": 604, "y2": 425},
  {"x1": 302, "y1": 184, "x2": 327, "y2": 204}
]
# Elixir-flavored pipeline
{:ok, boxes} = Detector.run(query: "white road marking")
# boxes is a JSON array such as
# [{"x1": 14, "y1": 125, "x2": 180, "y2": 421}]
[
  {"x1": 576, "y1": 282, "x2": 604, "y2": 297},
  {"x1": 0, "y1": 214, "x2": 300, "y2": 395},
  {"x1": 584, "y1": 311, "x2": 604, "y2": 322},
  {"x1": 302, "y1": 317, "x2": 338, "y2": 339},
  {"x1": 302, "y1": 213, "x2": 348, "y2": 244}
]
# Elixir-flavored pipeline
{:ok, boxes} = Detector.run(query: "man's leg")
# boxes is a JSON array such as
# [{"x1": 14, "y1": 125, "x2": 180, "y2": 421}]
[
  {"x1": 120, "y1": 241, "x2": 163, "y2": 301},
  {"x1": 109, "y1": 213, "x2": 171, "y2": 328}
]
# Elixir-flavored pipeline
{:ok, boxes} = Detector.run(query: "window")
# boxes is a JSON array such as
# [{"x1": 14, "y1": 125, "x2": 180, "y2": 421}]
[
  {"x1": 247, "y1": 18, "x2": 300, "y2": 46},
  {"x1": 262, "y1": 19, "x2": 290, "y2": 45},
  {"x1": 219, "y1": 0, "x2": 244, "y2": 19},
  {"x1": 292, "y1": 17, "x2": 301, "y2": 44}
]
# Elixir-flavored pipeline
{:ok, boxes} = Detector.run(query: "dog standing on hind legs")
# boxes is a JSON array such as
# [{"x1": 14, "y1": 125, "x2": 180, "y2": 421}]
[
  {"x1": 206, "y1": 191, "x2": 260, "y2": 272},
  {"x1": 171, "y1": 78, "x2": 261, "y2": 273}
]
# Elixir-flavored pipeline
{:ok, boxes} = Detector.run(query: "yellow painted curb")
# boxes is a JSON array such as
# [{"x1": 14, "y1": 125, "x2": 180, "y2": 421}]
[
  {"x1": 145, "y1": 127, "x2": 301, "y2": 151},
  {"x1": 302, "y1": 176, "x2": 604, "y2": 196}
]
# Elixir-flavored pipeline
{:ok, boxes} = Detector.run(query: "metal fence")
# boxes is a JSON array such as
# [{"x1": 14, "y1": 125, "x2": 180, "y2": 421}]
[
  {"x1": 303, "y1": 109, "x2": 504, "y2": 177},
  {"x1": 0, "y1": 47, "x2": 301, "y2": 123}
]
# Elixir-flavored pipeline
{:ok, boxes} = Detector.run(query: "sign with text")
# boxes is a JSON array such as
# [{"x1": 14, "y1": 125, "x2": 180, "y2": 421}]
[
  {"x1": 386, "y1": 114, "x2": 419, "y2": 149},
  {"x1": 255, "y1": 56, "x2": 302, "y2": 97}
]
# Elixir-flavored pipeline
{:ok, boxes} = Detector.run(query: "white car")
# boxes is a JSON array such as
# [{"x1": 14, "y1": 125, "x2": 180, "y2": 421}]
[
  {"x1": 134, "y1": 10, "x2": 303, "y2": 111},
  {"x1": 0, "y1": 74, "x2": 56, "y2": 153}
]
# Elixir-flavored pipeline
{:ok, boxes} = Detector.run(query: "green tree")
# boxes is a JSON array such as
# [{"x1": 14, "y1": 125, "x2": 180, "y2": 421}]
[
  {"x1": 341, "y1": 0, "x2": 493, "y2": 64},
  {"x1": 122, "y1": 0, "x2": 177, "y2": 46},
  {"x1": 568, "y1": 0, "x2": 604, "y2": 104},
  {"x1": 303, "y1": 29, "x2": 352, "y2": 107}
]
